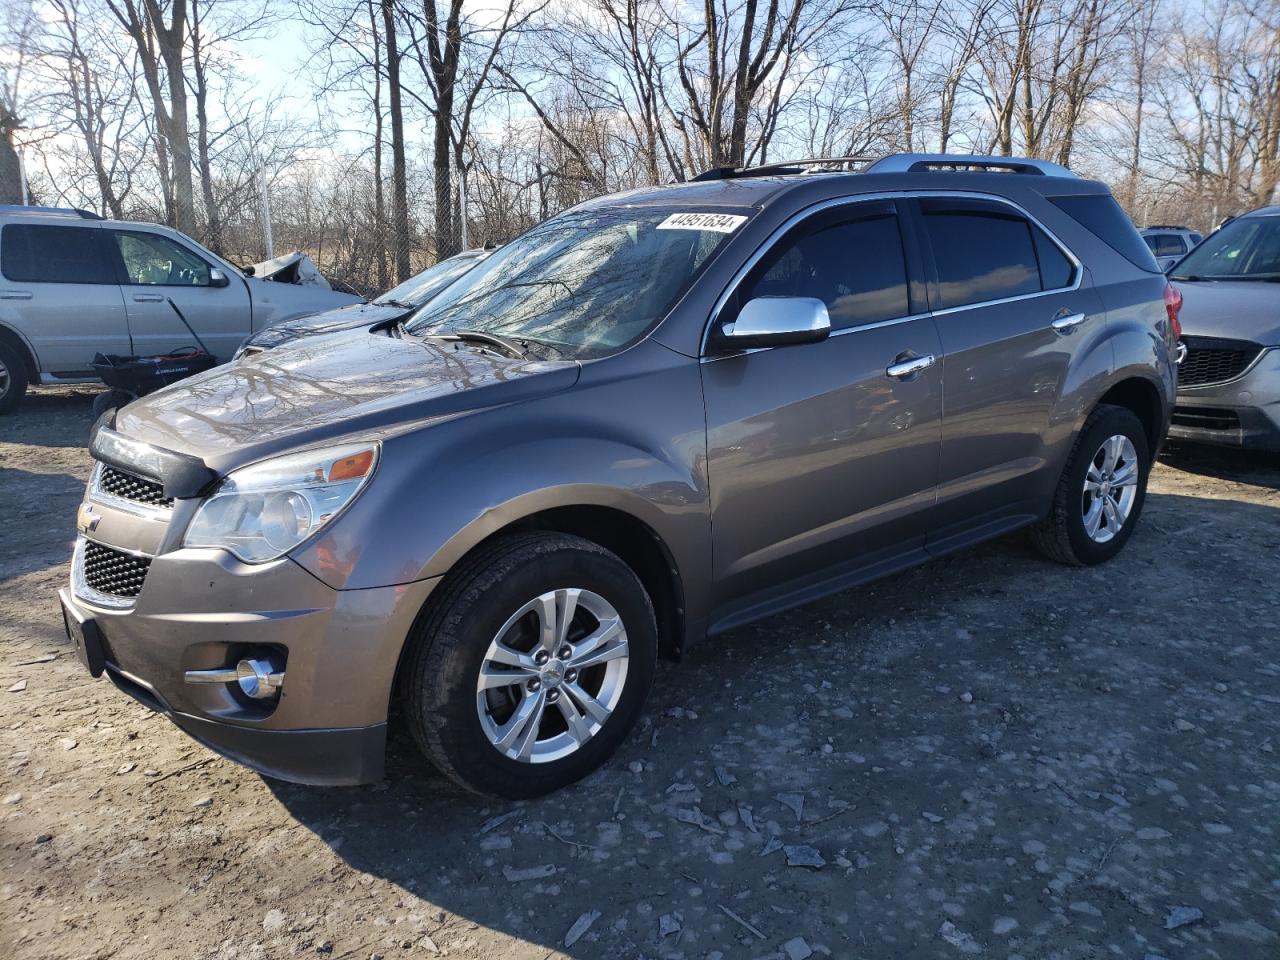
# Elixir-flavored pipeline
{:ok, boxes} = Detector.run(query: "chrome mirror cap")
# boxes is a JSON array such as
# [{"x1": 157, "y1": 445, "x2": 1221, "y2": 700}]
[
  {"x1": 209, "y1": 267, "x2": 231, "y2": 288},
  {"x1": 719, "y1": 296, "x2": 831, "y2": 350}
]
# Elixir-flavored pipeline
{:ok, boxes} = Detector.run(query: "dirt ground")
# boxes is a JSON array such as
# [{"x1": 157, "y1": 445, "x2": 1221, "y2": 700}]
[{"x1": 1, "y1": 387, "x2": 1278, "y2": 960}]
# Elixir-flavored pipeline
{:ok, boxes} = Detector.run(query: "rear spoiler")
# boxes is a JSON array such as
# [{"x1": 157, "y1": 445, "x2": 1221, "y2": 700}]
[{"x1": 89, "y1": 413, "x2": 219, "y2": 500}]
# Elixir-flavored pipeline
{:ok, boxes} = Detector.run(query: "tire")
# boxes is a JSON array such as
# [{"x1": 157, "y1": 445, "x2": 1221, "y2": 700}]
[
  {"x1": 1030, "y1": 403, "x2": 1151, "y2": 566},
  {"x1": 402, "y1": 532, "x2": 658, "y2": 798},
  {"x1": 0, "y1": 340, "x2": 29, "y2": 414},
  {"x1": 92, "y1": 389, "x2": 134, "y2": 419}
]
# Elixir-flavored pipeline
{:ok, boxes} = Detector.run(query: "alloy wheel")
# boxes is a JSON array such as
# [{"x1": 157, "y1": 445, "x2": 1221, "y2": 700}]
[
  {"x1": 1081, "y1": 434, "x2": 1139, "y2": 543},
  {"x1": 475, "y1": 588, "x2": 630, "y2": 763}
]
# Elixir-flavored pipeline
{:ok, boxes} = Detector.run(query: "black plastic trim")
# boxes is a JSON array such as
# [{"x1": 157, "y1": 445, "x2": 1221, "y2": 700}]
[{"x1": 89, "y1": 417, "x2": 219, "y2": 499}]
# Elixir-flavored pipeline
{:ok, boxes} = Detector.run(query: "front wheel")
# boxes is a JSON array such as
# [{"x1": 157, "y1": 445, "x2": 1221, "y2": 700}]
[
  {"x1": 1030, "y1": 403, "x2": 1151, "y2": 565},
  {"x1": 401, "y1": 532, "x2": 657, "y2": 798}
]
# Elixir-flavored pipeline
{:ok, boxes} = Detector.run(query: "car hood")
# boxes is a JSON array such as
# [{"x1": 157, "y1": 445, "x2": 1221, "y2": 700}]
[
  {"x1": 115, "y1": 329, "x2": 580, "y2": 469},
  {"x1": 247, "y1": 303, "x2": 407, "y2": 349},
  {"x1": 1174, "y1": 279, "x2": 1280, "y2": 345}
]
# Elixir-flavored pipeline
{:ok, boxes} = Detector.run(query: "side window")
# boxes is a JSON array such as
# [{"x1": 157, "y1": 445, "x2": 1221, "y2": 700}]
[
  {"x1": 740, "y1": 210, "x2": 910, "y2": 331},
  {"x1": 919, "y1": 201, "x2": 1041, "y2": 309},
  {"x1": 1032, "y1": 225, "x2": 1076, "y2": 289},
  {"x1": 112, "y1": 231, "x2": 211, "y2": 286},
  {"x1": 1149, "y1": 234, "x2": 1187, "y2": 258},
  {"x1": 0, "y1": 224, "x2": 116, "y2": 284}
]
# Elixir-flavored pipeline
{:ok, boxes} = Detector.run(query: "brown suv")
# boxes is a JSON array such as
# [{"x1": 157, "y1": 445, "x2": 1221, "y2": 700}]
[{"x1": 59, "y1": 154, "x2": 1179, "y2": 797}]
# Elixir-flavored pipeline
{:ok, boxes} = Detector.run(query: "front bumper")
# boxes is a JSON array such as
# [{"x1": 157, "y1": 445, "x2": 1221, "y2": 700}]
[
  {"x1": 1171, "y1": 347, "x2": 1280, "y2": 451},
  {"x1": 62, "y1": 542, "x2": 438, "y2": 786}
]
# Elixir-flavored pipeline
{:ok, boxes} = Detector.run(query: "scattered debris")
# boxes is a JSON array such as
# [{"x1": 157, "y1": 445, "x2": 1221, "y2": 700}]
[
  {"x1": 783, "y1": 844, "x2": 825, "y2": 869},
  {"x1": 115, "y1": 763, "x2": 135, "y2": 775},
  {"x1": 2, "y1": 793, "x2": 20, "y2": 804},
  {"x1": 501, "y1": 864, "x2": 557, "y2": 883},
  {"x1": 783, "y1": 936, "x2": 813, "y2": 960},
  {"x1": 718, "y1": 905, "x2": 765, "y2": 940},
  {"x1": 714, "y1": 766, "x2": 737, "y2": 786},
  {"x1": 61, "y1": 738, "x2": 77, "y2": 751},
  {"x1": 563, "y1": 910, "x2": 600, "y2": 948},
  {"x1": 1165, "y1": 905, "x2": 1204, "y2": 930},
  {"x1": 477, "y1": 810, "x2": 522, "y2": 835},
  {"x1": 15, "y1": 653, "x2": 57, "y2": 666},
  {"x1": 674, "y1": 807, "x2": 724, "y2": 834},
  {"x1": 7, "y1": 679, "x2": 27, "y2": 693},
  {"x1": 737, "y1": 802, "x2": 757, "y2": 833},
  {"x1": 959, "y1": 691, "x2": 974, "y2": 704},
  {"x1": 776, "y1": 792, "x2": 805, "y2": 822},
  {"x1": 992, "y1": 916, "x2": 1019, "y2": 935},
  {"x1": 1174, "y1": 718, "x2": 1195, "y2": 732},
  {"x1": 759, "y1": 836, "x2": 784, "y2": 857},
  {"x1": 191, "y1": 797, "x2": 212, "y2": 809},
  {"x1": 35, "y1": 833, "x2": 52, "y2": 844},
  {"x1": 628, "y1": 761, "x2": 644, "y2": 774},
  {"x1": 938, "y1": 920, "x2": 981, "y2": 954},
  {"x1": 922, "y1": 811, "x2": 944, "y2": 823},
  {"x1": 658, "y1": 911, "x2": 683, "y2": 938}
]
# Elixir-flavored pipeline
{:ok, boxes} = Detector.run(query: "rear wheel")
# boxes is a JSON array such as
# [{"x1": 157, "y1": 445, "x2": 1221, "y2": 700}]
[
  {"x1": 0, "y1": 340, "x2": 29, "y2": 414},
  {"x1": 402, "y1": 532, "x2": 657, "y2": 798},
  {"x1": 1031, "y1": 403, "x2": 1150, "y2": 565}
]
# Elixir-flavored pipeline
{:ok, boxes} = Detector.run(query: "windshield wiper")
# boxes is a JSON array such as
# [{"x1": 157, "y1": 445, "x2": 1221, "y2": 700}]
[
  {"x1": 376, "y1": 298, "x2": 418, "y2": 309},
  {"x1": 423, "y1": 329, "x2": 530, "y2": 360}
]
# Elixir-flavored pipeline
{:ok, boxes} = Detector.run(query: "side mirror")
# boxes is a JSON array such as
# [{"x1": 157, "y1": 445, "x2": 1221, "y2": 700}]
[
  {"x1": 209, "y1": 267, "x2": 231, "y2": 288},
  {"x1": 718, "y1": 296, "x2": 831, "y2": 350}
]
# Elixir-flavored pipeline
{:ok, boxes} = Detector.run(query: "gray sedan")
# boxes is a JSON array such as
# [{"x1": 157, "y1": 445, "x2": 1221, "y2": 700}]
[{"x1": 1167, "y1": 209, "x2": 1280, "y2": 450}]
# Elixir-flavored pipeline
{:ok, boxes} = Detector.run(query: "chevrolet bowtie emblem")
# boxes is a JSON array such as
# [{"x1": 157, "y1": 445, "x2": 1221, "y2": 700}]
[{"x1": 77, "y1": 503, "x2": 101, "y2": 534}]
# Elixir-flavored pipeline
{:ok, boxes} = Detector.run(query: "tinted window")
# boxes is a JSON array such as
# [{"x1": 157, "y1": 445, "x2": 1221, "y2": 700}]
[
  {"x1": 112, "y1": 231, "x2": 210, "y2": 286},
  {"x1": 1145, "y1": 233, "x2": 1187, "y2": 258},
  {"x1": 1033, "y1": 225, "x2": 1076, "y2": 289},
  {"x1": 1049, "y1": 194, "x2": 1160, "y2": 271},
  {"x1": 920, "y1": 204, "x2": 1040, "y2": 309},
  {"x1": 741, "y1": 212, "x2": 909, "y2": 330},
  {"x1": 0, "y1": 224, "x2": 116, "y2": 284}
]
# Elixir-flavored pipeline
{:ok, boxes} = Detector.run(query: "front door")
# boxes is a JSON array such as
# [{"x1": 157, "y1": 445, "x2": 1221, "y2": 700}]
[
  {"x1": 107, "y1": 228, "x2": 251, "y2": 361},
  {"x1": 701, "y1": 199, "x2": 944, "y2": 623}
]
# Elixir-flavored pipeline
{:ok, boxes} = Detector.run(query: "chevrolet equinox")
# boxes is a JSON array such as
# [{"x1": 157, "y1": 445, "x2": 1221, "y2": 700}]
[{"x1": 59, "y1": 154, "x2": 1180, "y2": 798}]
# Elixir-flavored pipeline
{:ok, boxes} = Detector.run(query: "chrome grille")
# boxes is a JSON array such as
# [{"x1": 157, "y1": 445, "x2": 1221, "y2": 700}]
[
  {"x1": 82, "y1": 540, "x2": 151, "y2": 598},
  {"x1": 1179, "y1": 337, "x2": 1262, "y2": 388},
  {"x1": 97, "y1": 465, "x2": 173, "y2": 508}
]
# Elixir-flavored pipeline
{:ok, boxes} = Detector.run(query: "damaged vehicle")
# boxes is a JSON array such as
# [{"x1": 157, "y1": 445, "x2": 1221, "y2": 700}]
[
  {"x1": 60, "y1": 154, "x2": 1176, "y2": 798},
  {"x1": 235, "y1": 249, "x2": 491, "y2": 358},
  {"x1": 0, "y1": 205, "x2": 359, "y2": 412}
]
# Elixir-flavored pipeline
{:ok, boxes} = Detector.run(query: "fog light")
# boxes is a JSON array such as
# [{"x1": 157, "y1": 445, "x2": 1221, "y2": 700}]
[{"x1": 235, "y1": 658, "x2": 285, "y2": 699}]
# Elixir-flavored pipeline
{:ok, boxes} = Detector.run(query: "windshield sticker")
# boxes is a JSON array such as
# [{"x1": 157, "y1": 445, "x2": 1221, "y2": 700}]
[{"x1": 657, "y1": 212, "x2": 748, "y2": 233}]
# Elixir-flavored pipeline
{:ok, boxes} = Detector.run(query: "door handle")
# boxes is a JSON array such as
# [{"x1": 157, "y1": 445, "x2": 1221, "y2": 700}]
[
  {"x1": 1051, "y1": 312, "x2": 1087, "y2": 333},
  {"x1": 886, "y1": 354, "x2": 936, "y2": 380},
  {"x1": 0, "y1": 290, "x2": 32, "y2": 300},
  {"x1": 132, "y1": 293, "x2": 164, "y2": 302}
]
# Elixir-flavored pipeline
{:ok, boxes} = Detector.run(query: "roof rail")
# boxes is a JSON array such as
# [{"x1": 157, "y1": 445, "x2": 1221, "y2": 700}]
[
  {"x1": 0, "y1": 204, "x2": 105, "y2": 220},
  {"x1": 688, "y1": 156, "x2": 877, "y2": 182},
  {"x1": 864, "y1": 153, "x2": 1076, "y2": 178}
]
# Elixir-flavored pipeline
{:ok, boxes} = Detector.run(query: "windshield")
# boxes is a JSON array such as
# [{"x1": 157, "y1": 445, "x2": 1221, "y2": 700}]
[
  {"x1": 404, "y1": 206, "x2": 746, "y2": 358},
  {"x1": 1172, "y1": 216, "x2": 1280, "y2": 280},
  {"x1": 376, "y1": 253, "x2": 482, "y2": 305}
]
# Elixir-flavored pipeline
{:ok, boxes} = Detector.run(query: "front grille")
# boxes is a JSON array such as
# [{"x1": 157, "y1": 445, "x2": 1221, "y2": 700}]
[
  {"x1": 1179, "y1": 337, "x2": 1262, "y2": 388},
  {"x1": 97, "y1": 465, "x2": 173, "y2": 508},
  {"x1": 1172, "y1": 406, "x2": 1241, "y2": 431},
  {"x1": 82, "y1": 540, "x2": 151, "y2": 598}
]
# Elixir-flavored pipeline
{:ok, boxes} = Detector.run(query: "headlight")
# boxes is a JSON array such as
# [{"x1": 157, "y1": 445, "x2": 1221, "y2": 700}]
[{"x1": 183, "y1": 442, "x2": 379, "y2": 563}]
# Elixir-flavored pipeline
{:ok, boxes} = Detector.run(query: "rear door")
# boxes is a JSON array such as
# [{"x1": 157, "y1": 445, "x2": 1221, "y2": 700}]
[
  {"x1": 106, "y1": 228, "x2": 251, "y2": 361},
  {"x1": 702, "y1": 198, "x2": 945, "y2": 618},
  {"x1": 909, "y1": 195, "x2": 1106, "y2": 541},
  {"x1": 0, "y1": 222, "x2": 130, "y2": 377}
]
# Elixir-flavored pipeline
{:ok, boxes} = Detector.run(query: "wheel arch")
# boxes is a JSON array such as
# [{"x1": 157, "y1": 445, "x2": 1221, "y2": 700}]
[
  {"x1": 0, "y1": 321, "x2": 39, "y2": 381},
  {"x1": 1095, "y1": 374, "x2": 1167, "y2": 460}
]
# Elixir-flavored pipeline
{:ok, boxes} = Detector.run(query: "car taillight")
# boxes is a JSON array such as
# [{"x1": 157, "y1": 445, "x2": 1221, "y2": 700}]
[{"x1": 1164, "y1": 282, "x2": 1183, "y2": 340}]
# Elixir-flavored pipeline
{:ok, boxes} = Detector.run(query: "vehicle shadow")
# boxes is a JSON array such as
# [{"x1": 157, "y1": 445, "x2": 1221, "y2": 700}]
[
  {"x1": 258, "y1": 490, "x2": 1280, "y2": 959},
  {"x1": 1159, "y1": 440, "x2": 1280, "y2": 489}
]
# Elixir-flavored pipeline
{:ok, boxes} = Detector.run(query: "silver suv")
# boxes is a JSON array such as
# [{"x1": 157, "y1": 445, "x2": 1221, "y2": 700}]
[
  {"x1": 59, "y1": 154, "x2": 1180, "y2": 798},
  {"x1": 0, "y1": 205, "x2": 359, "y2": 412}
]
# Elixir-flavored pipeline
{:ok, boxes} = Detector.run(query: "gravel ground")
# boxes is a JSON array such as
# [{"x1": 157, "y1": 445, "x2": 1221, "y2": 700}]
[{"x1": 2, "y1": 387, "x2": 1279, "y2": 960}]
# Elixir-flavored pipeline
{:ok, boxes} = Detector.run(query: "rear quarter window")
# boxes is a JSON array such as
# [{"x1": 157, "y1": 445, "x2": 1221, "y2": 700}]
[
  {"x1": 1, "y1": 224, "x2": 117, "y2": 284},
  {"x1": 1048, "y1": 194, "x2": 1160, "y2": 272}
]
